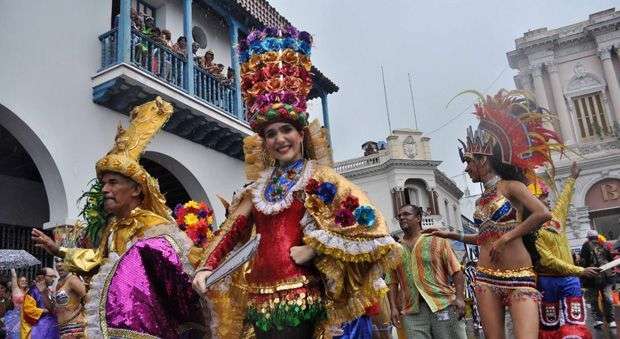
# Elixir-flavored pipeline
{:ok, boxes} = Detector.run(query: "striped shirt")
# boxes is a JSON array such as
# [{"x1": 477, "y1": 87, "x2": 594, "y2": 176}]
[{"x1": 387, "y1": 234, "x2": 462, "y2": 314}]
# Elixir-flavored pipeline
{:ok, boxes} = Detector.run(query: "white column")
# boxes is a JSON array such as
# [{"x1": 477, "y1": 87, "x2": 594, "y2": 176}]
[
  {"x1": 599, "y1": 47, "x2": 620, "y2": 130},
  {"x1": 546, "y1": 62, "x2": 575, "y2": 144},
  {"x1": 530, "y1": 64, "x2": 550, "y2": 110},
  {"x1": 516, "y1": 72, "x2": 533, "y2": 93},
  {"x1": 529, "y1": 64, "x2": 555, "y2": 132}
]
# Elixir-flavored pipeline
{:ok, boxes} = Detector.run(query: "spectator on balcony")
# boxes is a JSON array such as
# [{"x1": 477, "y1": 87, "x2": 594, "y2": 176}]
[
  {"x1": 172, "y1": 36, "x2": 187, "y2": 57},
  {"x1": 150, "y1": 27, "x2": 163, "y2": 75},
  {"x1": 134, "y1": 16, "x2": 156, "y2": 67},
  {"x1": 192, "y1": 42, "x2": 199, "y2": 58},
  {"x1": 142, "y1": 16, "x2": 156, "y2": 37},
  {"x1": 212, "y1": 63, "x2": 226, "y2": 81},
  {"x1": 130, "y1": 9, "x2": 143, "y2": 31},
  {"x1": 222, "y1": 67, "x2": 234, "y2": 87},
  {"x1": 160, "y1": 29, "x2": 173, "y2": 81},
  {"x1": 199, "y1": 50, "x2": 214, "y2": 70},
  {"x1": 201, "y1": 51, "x2": 220, "y2": 75},
  {"x1": 161, "y1": 29, "x2": 172, "y2": 48}
]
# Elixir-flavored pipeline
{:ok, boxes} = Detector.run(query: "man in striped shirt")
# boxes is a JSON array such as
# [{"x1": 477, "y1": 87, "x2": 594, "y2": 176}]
[{"x1": 387, "y1": 204, "x2": 467, "y2": 339}]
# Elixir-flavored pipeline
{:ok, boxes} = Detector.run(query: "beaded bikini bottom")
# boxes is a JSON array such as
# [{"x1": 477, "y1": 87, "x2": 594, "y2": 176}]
[{"x1": 474, "y1": 266, "x2": 540, "y2": 306}]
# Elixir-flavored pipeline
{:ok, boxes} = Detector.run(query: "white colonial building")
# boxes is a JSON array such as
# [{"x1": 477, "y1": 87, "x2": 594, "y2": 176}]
[
  {"x1": 507, "y1": 8, "x2": 620, "y2": 248},
  {"x1": 334, "y1": 129, "x2": 464, "y2": 235},
  {"x1": 0, "y1": 0, "x2": 337, "y2": 274}
]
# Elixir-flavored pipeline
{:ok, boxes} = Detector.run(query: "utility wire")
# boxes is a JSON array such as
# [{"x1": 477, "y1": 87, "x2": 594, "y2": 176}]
[{"x1": 428, "y1": 66, "x2": 509, "y2": 135}]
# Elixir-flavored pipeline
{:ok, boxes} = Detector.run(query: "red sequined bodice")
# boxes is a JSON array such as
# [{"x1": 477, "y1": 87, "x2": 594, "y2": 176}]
[{"x1": 248, "y1": 198, "x2": 317, "y2": 284}]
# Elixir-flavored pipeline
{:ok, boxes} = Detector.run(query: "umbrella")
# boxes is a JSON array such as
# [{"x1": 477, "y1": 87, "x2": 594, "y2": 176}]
[{"x1": 0, "y1": 250, "x2": 41, "y2": 271}]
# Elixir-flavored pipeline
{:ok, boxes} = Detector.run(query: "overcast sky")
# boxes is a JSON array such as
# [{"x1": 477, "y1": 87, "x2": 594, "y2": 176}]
[{"x1": 269, "y1": 0, "x2": 617, "y2": 194}]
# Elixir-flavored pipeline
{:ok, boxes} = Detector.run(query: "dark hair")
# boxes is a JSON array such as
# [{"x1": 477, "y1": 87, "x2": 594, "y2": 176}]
[
  {"x1": 488, "y1": 143, "x2": 527, "y2": 184},
  {"x1": 37, "y1": 268, "x2": 46, "y2": 277},
  {"x1": 400, "y1": 204, "x2": 423, "y2": 218}
]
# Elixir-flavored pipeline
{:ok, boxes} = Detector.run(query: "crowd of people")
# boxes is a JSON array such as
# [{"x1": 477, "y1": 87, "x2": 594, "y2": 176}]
[
  {"x1": 130, "y1": 9, "x2": 233, "y2": 87},
  {"x1": 0, "y1": 265, "x2": 87, "y2": 339}
]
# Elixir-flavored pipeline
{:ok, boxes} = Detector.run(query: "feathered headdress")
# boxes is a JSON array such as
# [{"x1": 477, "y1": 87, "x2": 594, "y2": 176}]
[
  {"x1": 239, "y1": 26, "x2": 313, "y2": 134},
  {"x1": 457, "y1": 89, "x2": 565, "y2": 176}
]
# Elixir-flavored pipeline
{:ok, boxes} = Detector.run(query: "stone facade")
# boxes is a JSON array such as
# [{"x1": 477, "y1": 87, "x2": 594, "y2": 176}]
[
  {"x1": 335, "y1": 129, "x2": 463, "y2": 234},
  {"x1": 507, "y1": 8, "x2": 620, "y2": 248}
]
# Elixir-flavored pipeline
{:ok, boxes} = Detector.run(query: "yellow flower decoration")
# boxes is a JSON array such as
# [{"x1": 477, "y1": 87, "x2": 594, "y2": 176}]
[
  {"x1": 184, "y1": 200, "x2": 200, "y2": 209},
  {"x1": 184, "y1": 213, "x2": 199, "y2": 226}
]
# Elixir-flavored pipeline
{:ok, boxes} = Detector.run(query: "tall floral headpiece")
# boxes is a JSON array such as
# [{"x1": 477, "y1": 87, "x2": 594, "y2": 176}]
[
  {"x1": 239, "y1": 26, "x2": 313, "y2": 133},
  {"x1": 457, "y1": 89, "x2": 565, "y2": 175},
  {"x1": 95, "y1": 97, "x2": 174, "y2": 221}
]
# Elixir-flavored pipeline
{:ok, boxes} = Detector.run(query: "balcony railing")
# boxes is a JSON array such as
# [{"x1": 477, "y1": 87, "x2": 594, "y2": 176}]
[
  {"x1": 194, "y1": 66, "x2": 236, "y2": 115},
  {"x1": 130, "y1": 29, "x2": 186, "y2": 90},
  {"x1": 333, "y1": 151, "x2": 387, "y2": 173},
  {"x1": 99, "y1": 28, "x2": 117, "y2": 70},
  {"x1": 98, "y1": 28, "x2": 241, "y2": 119},
  {"x1": 421, "y1": 215, "x2": 446, "y2": 229}
]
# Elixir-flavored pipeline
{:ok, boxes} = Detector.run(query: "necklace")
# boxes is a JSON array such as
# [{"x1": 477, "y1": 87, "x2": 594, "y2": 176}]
[
  {"x1": 483, "y1": 175, "x2": 501, "y2": 190},
  {"x1": 264, "y1": 159, "x2": 305, "y2": 202}
]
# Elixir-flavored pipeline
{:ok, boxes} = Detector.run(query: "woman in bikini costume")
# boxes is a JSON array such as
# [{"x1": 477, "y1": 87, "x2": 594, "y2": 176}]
[{"x1": 426, "y1": 90, "x2": 565, "y2": 339}]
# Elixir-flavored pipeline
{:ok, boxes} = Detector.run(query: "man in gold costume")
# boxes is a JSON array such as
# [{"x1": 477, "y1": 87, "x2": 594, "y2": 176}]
[
  {"x1": 531, "y1": 162, "x2": 599, "y2": 339},
  {"x1": 32, "y1": 97, "x2": 205, "y2": 338}
]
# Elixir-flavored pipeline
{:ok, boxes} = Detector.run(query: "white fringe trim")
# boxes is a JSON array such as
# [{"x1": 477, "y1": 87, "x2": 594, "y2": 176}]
[
  {"x1": 252, "y1": 160, "x2": 315, "y2": 215},
  {"x1": 301, "y1": 213, "x2": 396, "y2": 256},
  {"x1": 85, "y1": 252, "x2": 120, "y2": 338}
]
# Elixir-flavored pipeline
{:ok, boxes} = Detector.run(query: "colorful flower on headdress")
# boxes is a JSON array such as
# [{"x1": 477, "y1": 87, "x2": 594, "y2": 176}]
[
  {"x1": 174, "y1": 200, "x2": 216, "y2": 247},
  {"x1": 354, "y1": 206, "x2": 376, "y2": 228},
  {"x1": 239, "y1": 25, "x2": 314, "y2": 133}
]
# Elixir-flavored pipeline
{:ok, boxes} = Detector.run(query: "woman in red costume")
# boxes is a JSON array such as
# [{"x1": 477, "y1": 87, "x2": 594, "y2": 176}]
[
  {"x1": 426, "y1": 90, "x2": 561, "y2": 339},
  {"x1": 192, "y1": 26, "x2": 400, "y2": 339}
]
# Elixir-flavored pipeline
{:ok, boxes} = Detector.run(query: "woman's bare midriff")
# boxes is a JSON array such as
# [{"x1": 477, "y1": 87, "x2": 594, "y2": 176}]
[{"x1": 478, "y1": 236, "x2": 533, "y2": 270}]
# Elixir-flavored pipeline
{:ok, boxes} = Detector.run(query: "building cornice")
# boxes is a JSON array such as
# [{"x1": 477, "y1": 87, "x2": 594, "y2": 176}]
[
  {"x1": 434, "y1": 169, "x2": 464, "y2": 199},
  {"x1": 339, "y1": 158, "x2": 441, "y2": 180}
]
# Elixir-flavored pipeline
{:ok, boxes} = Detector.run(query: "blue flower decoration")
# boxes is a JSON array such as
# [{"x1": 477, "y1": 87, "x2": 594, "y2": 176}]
[
  {"x1": 283, "y1": 37, "x2": 299, "y2": 50},
  {"x1": 262, "y1": 37, "x2": 283, "y2": 51},
  {"x1": 239, "y1": 51, "x2": 250, "y2": 63},
  {"x1": 316, "y1": 182, "x2": 337, "y2": 204},
  {"x1": 298, "y1": 41, "x2": 311, "y2": 55},
  {"x1": 354, "y1": 206, "x2": 376, "y2": 228},
  {"x1": 249, "y1": 42, "x2": 265, "y2": 55}
]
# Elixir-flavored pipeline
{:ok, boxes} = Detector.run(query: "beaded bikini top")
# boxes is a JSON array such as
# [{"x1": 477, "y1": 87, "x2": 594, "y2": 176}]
[{"x1": 474, "y1": 184, "x2": 521, "y2": 244}]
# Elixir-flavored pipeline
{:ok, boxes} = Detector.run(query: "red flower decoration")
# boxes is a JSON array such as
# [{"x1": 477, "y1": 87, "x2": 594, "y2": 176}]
[
  {"x1": 341, "y1": 195, "x2": 359, "y2": 211},
  {"x1": 305, "y1": 178, "x2": 320, "y2": 194},
  {"x1": 335, "y1": 208, "x2": 356, "y2": 226},
  {"x1": 278, "y1": 107, "x2": 290, "y2": 119}
]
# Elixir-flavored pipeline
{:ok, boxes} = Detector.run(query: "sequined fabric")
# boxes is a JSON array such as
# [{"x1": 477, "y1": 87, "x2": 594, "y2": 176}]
[
  {"x1": 474, "y1": 185, "x2": 519, "y2": 245},
  {"x1": 248, "y1": 198, "x2": 324, "y2": 331},
  {"x1": 474, "y1": 265, "x2": 540, "y2": 306},
  {"x1": 105, "y1": 236, "x2": 203, "y2": 338},
  {"x1": 250, "y1": 199, "x2": 317, "y2": 284}
]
